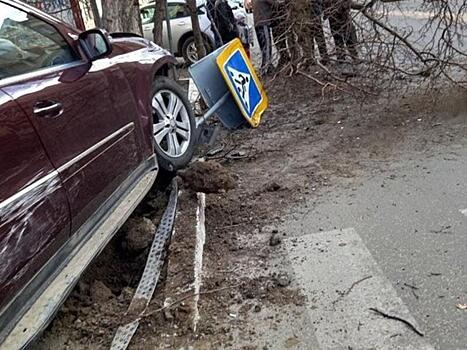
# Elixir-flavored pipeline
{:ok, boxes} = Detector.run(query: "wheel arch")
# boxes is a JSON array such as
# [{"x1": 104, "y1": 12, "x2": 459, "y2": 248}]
[
  {"x1": 178, "y1": 31, "x2": 194, "y2": 55},
  {"x1": 178, "y1": 31, "x2": 214, "y2": 56}
]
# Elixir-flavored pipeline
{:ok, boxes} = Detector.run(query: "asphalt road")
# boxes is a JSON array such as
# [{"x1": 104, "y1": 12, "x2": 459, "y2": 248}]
[{"x1": 276, "y1": 140, "x2": 467, "y2": 349}]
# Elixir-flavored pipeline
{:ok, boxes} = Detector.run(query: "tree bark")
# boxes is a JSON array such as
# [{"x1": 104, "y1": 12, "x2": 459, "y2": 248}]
[
  {"x1": 153, "y1": 0, "x2": 166, "y2": 46},
  {"x1": 101, "y1": 0, "x2": 142, "y2": 35},
  {"x1": 89, "y1": 0, "x2": 101, "y2": 27},
  {"x1": 186, "y1": 0, "x2": 206, "y2": 59}
]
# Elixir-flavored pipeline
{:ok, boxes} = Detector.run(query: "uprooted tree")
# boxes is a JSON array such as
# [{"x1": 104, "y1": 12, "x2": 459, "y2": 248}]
[{"x1": 274, "y1": 0, "x2": 467, "y2": 94}]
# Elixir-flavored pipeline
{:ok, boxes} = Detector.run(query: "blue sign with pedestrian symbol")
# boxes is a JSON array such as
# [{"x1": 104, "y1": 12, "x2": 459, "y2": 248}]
[
  {"x1": 188, "y1": 38, "x2": 267, "y2": 129},
  {"x1": 224, "y1": 51, "x2": 261, "y2": 118},
  {"x1": 217, "y1": 39, "x2": 268, "y2": 127}
]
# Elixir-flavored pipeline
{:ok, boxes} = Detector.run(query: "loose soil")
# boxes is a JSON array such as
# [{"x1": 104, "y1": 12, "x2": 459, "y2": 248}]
[{"x1": 32, "y1": 73, "x2": 467, "y2": 349}]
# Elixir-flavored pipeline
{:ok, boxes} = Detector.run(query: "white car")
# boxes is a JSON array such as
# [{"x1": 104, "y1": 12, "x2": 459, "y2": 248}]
[{"x1": 140, "y1": 0, "x2": 215, "y2": 64}]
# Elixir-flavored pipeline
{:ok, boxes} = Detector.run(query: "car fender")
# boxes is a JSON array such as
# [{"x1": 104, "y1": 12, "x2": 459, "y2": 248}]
[{"x1": 109, "y1": 40, "x2": 177, "y2": 158}]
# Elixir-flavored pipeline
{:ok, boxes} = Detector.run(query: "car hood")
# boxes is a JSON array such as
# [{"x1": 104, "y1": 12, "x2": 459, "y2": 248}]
[{"x1": 109, "y1": 34, "x2": 171, "y2": 57}]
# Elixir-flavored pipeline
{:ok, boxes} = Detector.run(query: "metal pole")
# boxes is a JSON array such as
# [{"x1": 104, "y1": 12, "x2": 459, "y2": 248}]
[
  {"x1": 196, "y1": 91, "x2": 230, "y2": 128},
  {"x1": 164, "y1": 0, "x2": 177, "y2": 78}
]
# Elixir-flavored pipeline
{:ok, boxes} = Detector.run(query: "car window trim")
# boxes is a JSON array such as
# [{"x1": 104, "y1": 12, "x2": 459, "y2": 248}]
[{"x1": 0, "y1": 60, "x2": 85, "y2": 88}]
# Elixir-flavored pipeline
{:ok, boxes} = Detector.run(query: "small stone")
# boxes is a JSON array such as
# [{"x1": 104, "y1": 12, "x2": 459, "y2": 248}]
[
  {"x1": 265, "y1": 181, "x2": 281, "y2": 192},
  {"x1": 269, "y1": 233, "x2": 282, "y2": 247},
  {"x1": 117, "y1": 287, "x2": 134, "y2": 303},
  {"x1": 244, "y1": 289, "x2": 256, "y2": 299},
  {"x1": 254, "y1": 305, "x2": 261, "y2": 313},
  {"x1": 164, "y1": 308, "x2": 174, "y2": 321},
  {"x1": 275, "y1": 272, "x2": 292, "y2": 287}
]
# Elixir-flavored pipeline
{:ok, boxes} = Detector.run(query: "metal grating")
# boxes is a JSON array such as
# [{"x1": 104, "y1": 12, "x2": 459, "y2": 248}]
[{"x1": 110, "y1": 179, "x2": 179, "y2": 350}]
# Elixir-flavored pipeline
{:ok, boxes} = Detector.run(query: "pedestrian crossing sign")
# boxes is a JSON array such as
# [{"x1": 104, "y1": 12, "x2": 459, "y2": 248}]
[{"x1": 216, "y1": 39, "x2": 268, "y2": 127}]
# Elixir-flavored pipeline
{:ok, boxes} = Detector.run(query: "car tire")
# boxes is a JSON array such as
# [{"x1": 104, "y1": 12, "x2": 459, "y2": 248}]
[
  {"x1": 151, "y1": 76, "x2": 197, "y2": 172},
  {"x1": 181, "y1": 36, "x2": 212, "y2": 65}
]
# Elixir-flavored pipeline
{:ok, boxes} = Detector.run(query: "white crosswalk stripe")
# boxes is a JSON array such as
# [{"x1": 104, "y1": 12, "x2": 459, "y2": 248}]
[{"x1": 285, "y1": 228, "x2": 435, "y2": 350}]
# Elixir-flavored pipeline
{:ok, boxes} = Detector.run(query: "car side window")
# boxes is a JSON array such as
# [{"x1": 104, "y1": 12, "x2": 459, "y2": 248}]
[
  {"x1": 0, "y1": 3, "x2": 78, "y2": 81},
  {"x1": 168, "y1": 4, "x2": 189, "y2": 19},
  {"x1": 141, "y1": 4, "x2": 199, "y2": 24},
  {"x1": 141, "y1": 6, "x2": 155, "y2": 25}
]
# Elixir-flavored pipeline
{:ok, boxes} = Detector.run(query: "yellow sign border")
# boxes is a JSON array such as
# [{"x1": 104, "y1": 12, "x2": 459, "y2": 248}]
[{"x1": 216, "y1": 39, "x2": 268, "y2": 128}]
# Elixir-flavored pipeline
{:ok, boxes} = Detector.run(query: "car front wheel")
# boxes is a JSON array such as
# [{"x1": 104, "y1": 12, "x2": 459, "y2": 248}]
[{"x1": 151, "y1": 76, "x2": 197, "y2": 171}]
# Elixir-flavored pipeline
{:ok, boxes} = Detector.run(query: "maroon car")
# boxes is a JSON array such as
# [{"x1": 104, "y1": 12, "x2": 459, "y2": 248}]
[{"x1": 0, "y1": 0, "x2": 196, "y2": 347}]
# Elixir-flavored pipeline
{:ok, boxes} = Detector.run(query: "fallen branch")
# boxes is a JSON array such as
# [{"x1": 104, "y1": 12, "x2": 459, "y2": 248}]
[
  {"x1": 360, "y1": 9, "x2": 427, "y2": 66},
  {"x1": 342, "y1": 275, "x2": 373, "y2": 297},
  {"x1": 315, "y1": 62, "x2": 378, "y2": 96},
  {"x1": 369, "y1": 307, "x2": 425, "y2": 337},
  {"x1": 403, "y1": 282, "x2": 419, "y2": 290},
  {"x1": 297, "y1": 70, "x2": 343, "y2": 97},
  {"x1": 332, "y1": 275, "x2": 373, "y2": 306}
]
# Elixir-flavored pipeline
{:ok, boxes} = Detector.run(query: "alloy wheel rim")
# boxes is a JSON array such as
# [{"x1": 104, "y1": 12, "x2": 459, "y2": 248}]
[
  {"x1": 152, "y1": 89, "x2": 191, "y2": 158},
  {"x1": 187, "y1": 41, "x2": 198, "y2": 63}
]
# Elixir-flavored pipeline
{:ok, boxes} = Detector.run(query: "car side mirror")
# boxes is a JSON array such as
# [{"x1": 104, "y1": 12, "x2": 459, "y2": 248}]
[{"x1": 78, "y1": 29, "x2": 112, "y2": 61}]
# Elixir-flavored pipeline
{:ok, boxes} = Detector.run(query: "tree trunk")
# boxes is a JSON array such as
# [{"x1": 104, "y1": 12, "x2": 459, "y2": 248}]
[
  {"x1": 153, "y1": 0, "x2": 166, "y2": 46},
  {"x1": 89, "y1": 0, "x2": 101, "y2": 28},
  {"x1": 287, "y1": 0, "x2": 316, "y2": 68},
  {"x1": 101, "y1": 0, "x2": 142, "y2": 35},
  {"x1": 186, "y1": 0, "x2": 206, "y2": 59}
]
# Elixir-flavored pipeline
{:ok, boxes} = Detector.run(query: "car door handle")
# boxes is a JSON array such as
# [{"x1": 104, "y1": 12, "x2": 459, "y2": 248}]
[
  {"x1": 33, "y1": 101, "x2": 64, "y2": 118},
  {"x1": 177, "y1": 22, "x2": 187, "y2": 26}
]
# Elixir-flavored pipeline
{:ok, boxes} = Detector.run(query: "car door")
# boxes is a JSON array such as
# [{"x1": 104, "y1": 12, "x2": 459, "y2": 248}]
[
  {"x1": 0, "y1": 2, "x2": 142, "y2": 234},
  {"x1": 141, "y1": 2, "x2": 191, "y2": 53},
  {"x1": 169, "y1": 2, "x2": 192, "y2": 51},
  {"x1": 141, "y1": 5, "x2": 156, "y2": 42},
  {"x1": 0, "y1": 89, "x2": 70, "y2": 316}
]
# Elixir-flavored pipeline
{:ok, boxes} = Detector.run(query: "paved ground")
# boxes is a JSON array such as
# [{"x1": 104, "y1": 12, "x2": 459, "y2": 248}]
[{"x1": 274, "y1": 141, "x2": 467, "y2": 349}]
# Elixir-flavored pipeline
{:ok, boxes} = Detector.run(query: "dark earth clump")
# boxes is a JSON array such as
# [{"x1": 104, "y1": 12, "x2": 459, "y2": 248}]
[
  {"x1": 178, "y1": 160, "x2": 236, "y2": 193},
  {"x1": 122, "y1": 217, "x2": 156, "y2": 254},
  {"x1": 90, "y1": 280, "x2": 114, "y2": 302}
]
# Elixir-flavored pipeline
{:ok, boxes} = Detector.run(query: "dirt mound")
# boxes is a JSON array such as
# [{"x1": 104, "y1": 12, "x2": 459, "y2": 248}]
[
  {"x1": 90, "y1": 280, "x2": 114, "y2": 302},
  {"x1": 178, "y1": 160, "x2": 236, "y2": 193},
  {"x1": 122, "y1": 217, "x2": 156, "y2": 254}
]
